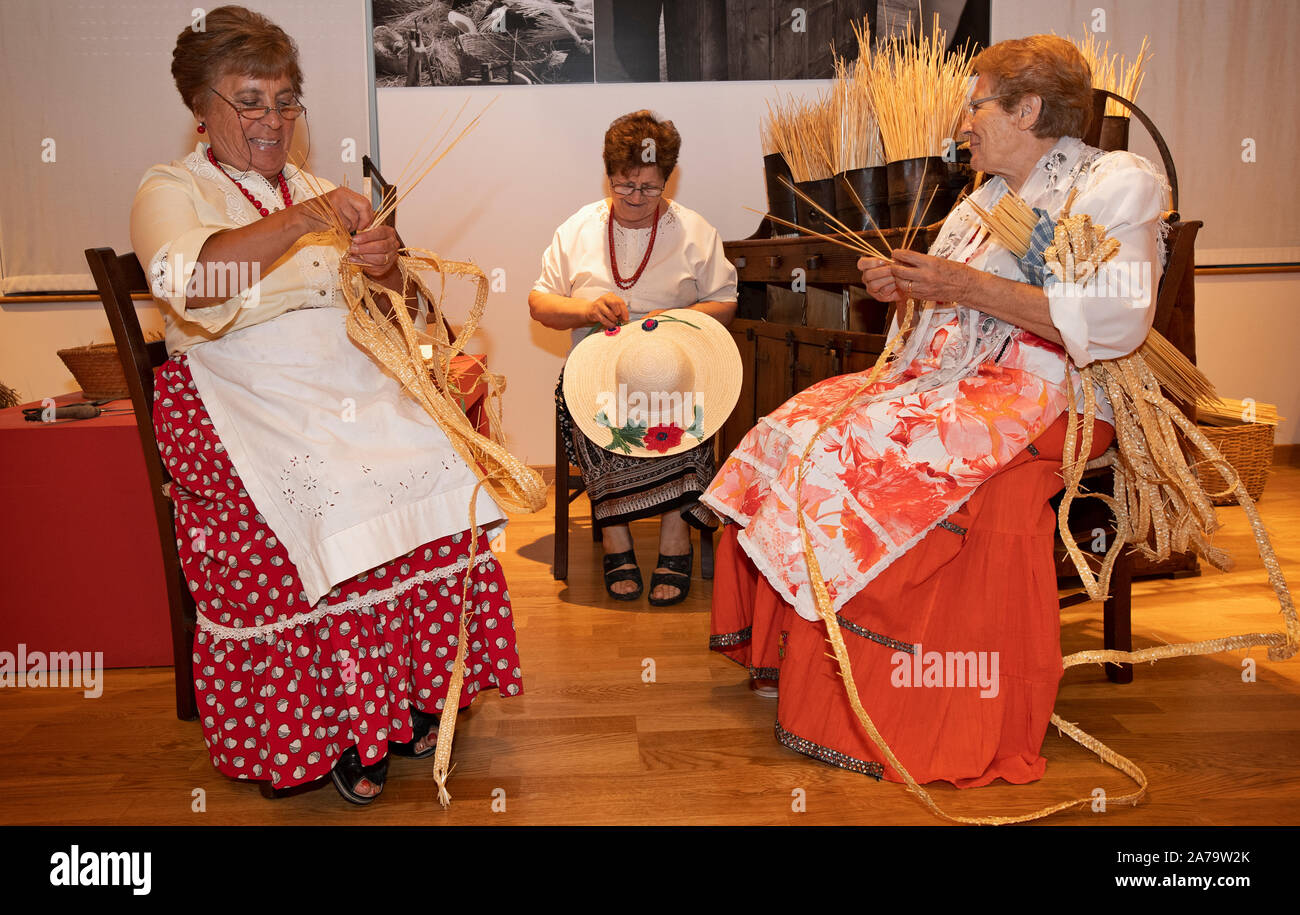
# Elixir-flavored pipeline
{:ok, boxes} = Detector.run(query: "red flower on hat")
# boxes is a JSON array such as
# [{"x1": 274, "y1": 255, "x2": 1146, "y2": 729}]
[
  {"x1": 641, "y1": 318, "x2": 658, "y2": 331},
  {"x1": 604, "y1": 325, "x2": 621, "y2": 336},
  {"x1": 644, "y1": 424, "x2": 684, "y2": 453}
]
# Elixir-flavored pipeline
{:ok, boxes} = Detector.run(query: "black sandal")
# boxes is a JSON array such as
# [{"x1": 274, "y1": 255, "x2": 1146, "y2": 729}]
[
  {"x1": 603, "y1": 548, "x2": 643, "y2": 601},
  {"x1": 389, "y1": 707, "x2": 439, "y2": 759},
  {"x1": 648, "y1": 545, "x2": 693, "y2": 607},
  {"x1": 330, "y1": 746, "x2": 389, "y2": 806}
]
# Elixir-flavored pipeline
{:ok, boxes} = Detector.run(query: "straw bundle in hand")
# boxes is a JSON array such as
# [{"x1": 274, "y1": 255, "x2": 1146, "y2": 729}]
[{"x1": 865, "y1": 13, "x2": 974, "y2": 163}]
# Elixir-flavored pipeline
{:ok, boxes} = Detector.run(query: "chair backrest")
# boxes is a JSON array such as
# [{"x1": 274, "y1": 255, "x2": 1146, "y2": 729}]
[
  {"x1": 84, "y1": 247, "x2": 172, "y2": 502},
  {"x1": 85, "y1": 246, "x2": 198, "y2": 720},
  {"x1": 1151, "y1": 220, "x2": 1202, "y2": 361}
]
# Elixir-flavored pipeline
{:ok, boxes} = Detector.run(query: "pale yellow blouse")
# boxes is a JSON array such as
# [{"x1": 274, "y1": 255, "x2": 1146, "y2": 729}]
[{"x1": 130, "y1": 143, "x2": 347, "y2": 356}]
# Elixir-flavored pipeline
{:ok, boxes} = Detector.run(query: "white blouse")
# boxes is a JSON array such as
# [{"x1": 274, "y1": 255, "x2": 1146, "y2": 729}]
[
  {"x1": 532, "y1": 199, "x2": 738, "y2": 353},
  {"x1": 908, "y1": 135, "x2": 1168, "y2": 422},
  {"x1": 131, "y1": 143, "x2": 351, "y2": 356}
]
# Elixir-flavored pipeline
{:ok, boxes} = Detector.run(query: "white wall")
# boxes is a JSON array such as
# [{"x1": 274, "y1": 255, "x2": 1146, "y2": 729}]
[
  {"x1": 1195, "y1": 274, "x2": 1300, "y2": 444},
  {"x1": 3, "y1": 2, "x2": 1296, "y2": 452}
]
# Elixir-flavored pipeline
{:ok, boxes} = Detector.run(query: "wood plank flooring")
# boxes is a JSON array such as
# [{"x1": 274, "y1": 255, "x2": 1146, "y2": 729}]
[{"x1": 2, "y1": 467, "x2": 1298, "y2": 825}]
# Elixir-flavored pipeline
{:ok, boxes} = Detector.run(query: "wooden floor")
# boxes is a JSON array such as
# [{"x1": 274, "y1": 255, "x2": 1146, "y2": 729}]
[{"x1": 3, "y1": 465, "x2": 1299, "y2": 826}]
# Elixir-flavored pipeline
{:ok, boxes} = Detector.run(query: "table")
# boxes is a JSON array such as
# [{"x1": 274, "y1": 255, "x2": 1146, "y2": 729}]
[{"x1": 0, "y1": 393, "x2": 172, "y2": 668}]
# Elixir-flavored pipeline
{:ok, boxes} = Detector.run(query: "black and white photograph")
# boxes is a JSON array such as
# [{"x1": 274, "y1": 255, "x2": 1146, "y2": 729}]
[
  {"x1": 593, "y1": 0, "x2": 989, "y2": 84},
  {"x1": 372, "y1": 0, "x2": 595, "y2": 86}
]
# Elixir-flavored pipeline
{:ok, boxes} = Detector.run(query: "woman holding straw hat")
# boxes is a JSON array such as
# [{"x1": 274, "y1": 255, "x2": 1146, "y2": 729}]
[
  {"x1": 530, "y1": 110, "x2": 738, "y2": 605},
  {"x1": 130, "y1": 5, "x2": 523, "y2": 805},
  {"x1": 705, "y1": 35, "x2": 1169, "y2": 786}
]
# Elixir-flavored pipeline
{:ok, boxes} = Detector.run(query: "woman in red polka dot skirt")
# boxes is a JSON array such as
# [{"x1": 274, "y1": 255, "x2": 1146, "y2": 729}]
[{"x1": 132, "y1": 7, "x2": 522, "y2": 804}]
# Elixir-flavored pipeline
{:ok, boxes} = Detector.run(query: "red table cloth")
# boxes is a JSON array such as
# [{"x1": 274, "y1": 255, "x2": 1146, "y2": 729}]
[{"x1": 0, "y1": 393, "x2": 172, "y2": 668}]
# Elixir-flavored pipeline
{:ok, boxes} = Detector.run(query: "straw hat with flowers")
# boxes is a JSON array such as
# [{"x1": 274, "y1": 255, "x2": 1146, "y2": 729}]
[{"x1": 563, "y1": 309, "x2": 741, "y2": 458}]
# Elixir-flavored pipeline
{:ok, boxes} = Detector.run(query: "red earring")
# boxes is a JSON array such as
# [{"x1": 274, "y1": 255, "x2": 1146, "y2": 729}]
[{"x1": 197, "y1": 123, "x2": 206, "y2": 134}]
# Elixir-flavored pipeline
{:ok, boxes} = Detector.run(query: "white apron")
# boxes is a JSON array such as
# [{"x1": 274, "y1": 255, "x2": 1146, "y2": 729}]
[{"x1": 183, "y1": 306, "x2": 505, "y2": 605}]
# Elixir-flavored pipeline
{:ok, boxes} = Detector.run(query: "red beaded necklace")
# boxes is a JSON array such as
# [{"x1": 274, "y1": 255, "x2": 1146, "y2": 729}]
[
  {"x1": 608, "y1": 204, "x2": 660, "y2": 290},
  {"x1": 206, "y1": 146, "x2": 292, "y2": 217}
]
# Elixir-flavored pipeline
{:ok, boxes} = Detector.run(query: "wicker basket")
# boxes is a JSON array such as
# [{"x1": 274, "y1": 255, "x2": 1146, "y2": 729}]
[
  {"x1": 1196, "y1": 422, "x2": 1275, "y2": 504},
  {"x1": 56, "y1": 342, "x2": 128, "y2": 400}
]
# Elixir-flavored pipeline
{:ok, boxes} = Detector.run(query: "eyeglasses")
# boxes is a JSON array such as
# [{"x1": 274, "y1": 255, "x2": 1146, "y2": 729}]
[
  {"x1": 610, "y1": 182, "x2": 664, "y2": 198},
  {"x1": 966, "y1": 93, "x2": 1011, "y2": 118},
  {"x1": 209, "y1": 87, "x2": 306, "y2": 121}
]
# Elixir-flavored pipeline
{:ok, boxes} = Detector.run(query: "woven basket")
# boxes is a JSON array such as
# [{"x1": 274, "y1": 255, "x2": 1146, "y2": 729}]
[
  {"x1": 1196, "y1": 422, "x2": 1275, "y2": 504},
  {"x1": 56, "y1": 342, "x2": 128, "y2": 400}
]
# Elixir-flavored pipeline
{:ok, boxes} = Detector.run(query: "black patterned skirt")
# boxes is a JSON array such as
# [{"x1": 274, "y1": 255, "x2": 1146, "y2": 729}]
[{"x1": 555, "y1": 368, "x2": 717, "y2": 530}]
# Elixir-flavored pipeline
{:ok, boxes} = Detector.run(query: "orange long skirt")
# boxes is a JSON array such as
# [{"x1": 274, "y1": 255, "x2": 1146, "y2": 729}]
[{"x1": 710, "y1": 416, "x2": 1114, "y2": 788}]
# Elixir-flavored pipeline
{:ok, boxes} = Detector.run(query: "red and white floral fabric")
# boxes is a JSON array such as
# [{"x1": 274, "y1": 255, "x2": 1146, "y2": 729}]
[
  {"x1": 704, "y1": 324, "x2": 1069, "y2": 620},
  {"x1": 703, "y1": 137, "x2": 1167, "y2": 621}
]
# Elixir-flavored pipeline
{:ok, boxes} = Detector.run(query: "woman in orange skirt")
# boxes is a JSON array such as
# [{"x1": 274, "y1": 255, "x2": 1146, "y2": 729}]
[{"x1": 703, "y1": 36, "x2": 1168, "y2": 787}]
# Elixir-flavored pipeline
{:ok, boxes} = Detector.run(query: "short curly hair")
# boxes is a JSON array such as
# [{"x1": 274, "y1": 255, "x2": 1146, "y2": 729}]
[
  {"x1": 603, "y1": 110, "x2": 681, "y2": 181},
  {"x1": 972, "y1": 35, "x2": 1093, "y2": 139},
  {"x1": 171, "y1": 5, "x2": 304, "y2": 115}
]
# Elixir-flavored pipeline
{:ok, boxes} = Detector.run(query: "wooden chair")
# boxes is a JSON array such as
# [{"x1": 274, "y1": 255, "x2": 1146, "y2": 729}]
[
  {"x1": 553, "y1": 406, "x2": 715, "y2": 584},
  {"x1": 1054, "y1": 217, "x2": 1202, "y2": 683},
  {"x1": 84, "y1": 246, "x2": 197, "y2": 721}
]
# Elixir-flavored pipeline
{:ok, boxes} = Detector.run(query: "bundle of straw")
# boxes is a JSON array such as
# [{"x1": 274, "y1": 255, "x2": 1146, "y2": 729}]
[
  {"x1": 1197, "y1": 396, "x2": 1282, "y2": 427},
  {"x1": 828, "y1": 46, "x2": 884, "y2": 172},
  {"x1": 966, "y1": 188, "x2": 1216, "y2": 406},
  {"x1": 1071, "y1": 32, "x2": 1152, "y2": 117},
  {"x1": 759, "y1": 99, "x2": 786, "y2": 158},
  {"x1": 865, "y1": 13, "x2": 974, "y2": 163},
  {"x1": 765, "y1": 90, "x2": 836, "y2": 182}
]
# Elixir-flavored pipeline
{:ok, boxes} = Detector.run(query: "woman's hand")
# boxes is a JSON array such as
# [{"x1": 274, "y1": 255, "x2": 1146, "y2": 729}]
[
  {"x1": 346, "y1": 224, "x2": 401, "y2": 279},
  {"x1": 301, "y1": 187, "x2": 376, "y2": 236},
  {"x1": 887, "y1": 249, "x2": 976, "y2": 304},
  {"x1": 858, "y1": 256, "x2": 903, "y2": 302},
  {"x1": 586, "y1": 292, "x2": 629, "y2": 328}
]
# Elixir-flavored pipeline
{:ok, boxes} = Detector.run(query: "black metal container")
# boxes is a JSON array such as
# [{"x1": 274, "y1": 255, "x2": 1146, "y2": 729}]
[
  {"x1": 834, "y1": 165, "x2": 891, "y2": 232},
  {"x1": 1098, "y1": 114, "x2": 1131, "y2": 152},
  {"x1": 793, "y1": 176, "x2": 838, "y2": 233},
  {"x1": 762, "y1": 153, "x2": 799, "y2": 233},
  {"x1": 886, "y1": 156, "x2": 956, "y2": 229}
]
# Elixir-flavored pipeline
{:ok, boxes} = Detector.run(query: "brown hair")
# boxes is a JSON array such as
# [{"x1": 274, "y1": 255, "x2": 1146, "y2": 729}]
[
  {"x1": 603, "y1": 110, "x2": 681, "y2": 181},
  {"x1": 972, "y1": 35, "x2": 1093, "y2": 139},
  {"x1": 171, "y1": 5, "x2": 304, "y2": 114}
]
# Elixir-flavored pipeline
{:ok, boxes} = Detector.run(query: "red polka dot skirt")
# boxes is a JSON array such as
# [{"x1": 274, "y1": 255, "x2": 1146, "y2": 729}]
[{"x1": 154, "y1": 355, "x2": 523, "y2": 788}]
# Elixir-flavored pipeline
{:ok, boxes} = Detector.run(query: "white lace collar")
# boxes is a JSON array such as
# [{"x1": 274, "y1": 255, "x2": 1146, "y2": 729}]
[{"x1": 599, "y1": 198, "x2": 680, "y2": 231}]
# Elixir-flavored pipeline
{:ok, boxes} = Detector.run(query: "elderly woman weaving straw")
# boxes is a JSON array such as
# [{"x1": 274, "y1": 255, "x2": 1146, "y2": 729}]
[
  {"x1": 530, "y1": 110, "x2": 738, "y2": 605},
  {"x1": 130, "y1": 5, "x2": 523, "y2": 806},
  {"x1": 704, "y1": 35, "x2": 1168, "y2": 786}
]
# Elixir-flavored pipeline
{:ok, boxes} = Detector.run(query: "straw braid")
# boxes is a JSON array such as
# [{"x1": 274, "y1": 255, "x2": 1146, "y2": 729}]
[
  {"x1": 344, "y1": 251, "x2": 547, "y2": 516},
  {"x1": 342, "y1": 253, "x2": 546, "y2": 806}
]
